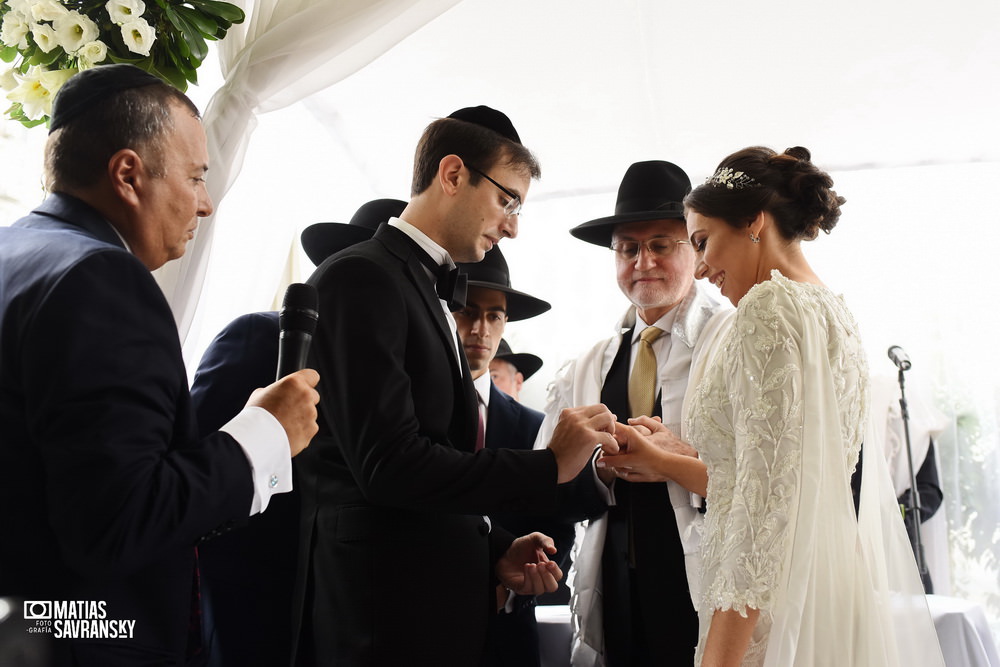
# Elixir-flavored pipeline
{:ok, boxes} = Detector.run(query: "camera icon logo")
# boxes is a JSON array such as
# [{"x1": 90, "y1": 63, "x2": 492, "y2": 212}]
[{"x1": 23, "y1": 601, "x2": 52, "y2": 620}]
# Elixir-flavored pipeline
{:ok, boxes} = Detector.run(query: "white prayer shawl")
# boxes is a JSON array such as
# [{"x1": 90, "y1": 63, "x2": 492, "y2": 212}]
[{"x1": 533, "y1": 283, "x2": 729, "y2": 666}]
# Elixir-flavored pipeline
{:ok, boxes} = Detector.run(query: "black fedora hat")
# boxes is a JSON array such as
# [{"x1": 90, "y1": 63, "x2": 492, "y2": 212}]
[
  {"x1": 300, "y1": 198, "x2": 407, "y2": 266},
  {"x1": 494, "y1": 339, "x2": 543, "y2": 380},
  {"x1": 457, "y1": 246, "x2": 550, "y2": 322},
  {"x1": 570, "y1": 160, "x2": 691, "y2": 247}
]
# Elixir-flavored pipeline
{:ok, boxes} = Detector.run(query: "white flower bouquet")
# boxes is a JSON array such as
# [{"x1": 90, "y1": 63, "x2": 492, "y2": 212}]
[{"x1": 0, "y1": 0, "x2": 244, "y2": 127}]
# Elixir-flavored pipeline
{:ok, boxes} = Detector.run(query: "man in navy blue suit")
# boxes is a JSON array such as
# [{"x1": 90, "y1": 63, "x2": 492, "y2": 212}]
[
  {"x1": 454, "y1": 246, "x2": 575, "y2": 667},
  {"x1": 189, "y1": 198, "x2": 406, "y2": 667},
  {"x1": 0, "y1": 65, "x2": 319, "y2": 666}
]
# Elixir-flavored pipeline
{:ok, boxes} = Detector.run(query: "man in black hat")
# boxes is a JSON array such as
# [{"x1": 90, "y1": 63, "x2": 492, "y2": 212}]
[
  {"x1": 292, "y1": 108, "x2": 617, "y2": 666},
  {"x1": 451, "y1": 246, "x2": 572, "y2": 667},
  {"x1": 535, "y1": 161, "x2": 730, "y2": 666},
  {"x1": 490, "y1": 339, "x2": 543, "y2": 403},
  {"x1": 0, "y1": 64, "x2": 320, "y2": 666},
  {"x1": 188, "y1": 198, "x2": 406, "y2": 667}
]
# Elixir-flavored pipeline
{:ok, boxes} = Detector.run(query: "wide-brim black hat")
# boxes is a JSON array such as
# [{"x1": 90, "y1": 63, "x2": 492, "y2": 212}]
[
  {"x1": 300, "y1": 198, "x2": 407, "y2": 265},
  {"x1": 494, "y1": 338, "x2": 543, "y2": 380},
  {"x1": 457, "y1": 246, "x2": 550, "y2": 322},
  {"x1": 570, "y1": 160, "x2": 692, "y2": 247}
]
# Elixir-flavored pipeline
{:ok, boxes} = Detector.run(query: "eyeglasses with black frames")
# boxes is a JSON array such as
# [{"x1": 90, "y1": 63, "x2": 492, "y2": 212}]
[
  {"x1": 467, "y1": 165, "x2": 522, "y2": 217},
  {"x1": 610, "y1": 238, "x2": 691, "y2": 260}
]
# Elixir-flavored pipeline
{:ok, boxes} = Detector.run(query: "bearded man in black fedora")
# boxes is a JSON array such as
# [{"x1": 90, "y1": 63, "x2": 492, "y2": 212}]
[
  {"x1": 291, "y1": 107, "x2": 617, "y2": 666},
  {"x1": 188, "y1": 197, "x2": 406, "y2": 667},
  {"x1": 535, "y1": 161, "x2": 730, "y2": 666}
]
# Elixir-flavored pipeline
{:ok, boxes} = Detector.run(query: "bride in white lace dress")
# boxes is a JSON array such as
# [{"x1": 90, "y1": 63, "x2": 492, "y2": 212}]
[{"x1": 600, "y1": 146, "x2": 944, "y2": 667}]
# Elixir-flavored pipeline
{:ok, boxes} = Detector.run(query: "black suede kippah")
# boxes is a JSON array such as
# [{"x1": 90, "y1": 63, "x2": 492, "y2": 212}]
[
  {"x1": 49, "y1": 64, "x2": 163, "y2": 133},
  {"x1": 446, "y1": 105, "x2": 521, "y2": 144}
]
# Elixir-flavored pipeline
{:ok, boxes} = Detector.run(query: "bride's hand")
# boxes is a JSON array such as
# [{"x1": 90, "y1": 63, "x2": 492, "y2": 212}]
[
  {"x1": 627, "y1": 416, "x2": 699, "y2": 458},
  {"x1": 597, "y1": 422, "x2": 675, "y2": 483}
]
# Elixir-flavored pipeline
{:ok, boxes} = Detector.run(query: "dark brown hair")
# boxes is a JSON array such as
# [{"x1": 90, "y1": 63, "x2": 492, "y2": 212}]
[
  {"x1": 410, "y1": 117, "x2": 540, "y2": 196},
  {"x1": 684, "y1": 146, "x2": 844, "y2": 241},
  {"x1": 44, "y1": 82, "x2": 199, "y2": 192}
]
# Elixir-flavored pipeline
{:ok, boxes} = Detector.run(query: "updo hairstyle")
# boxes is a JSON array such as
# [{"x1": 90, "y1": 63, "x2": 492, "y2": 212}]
[{"x1": 684, "y1": 146, "x2": 845, "y2": 241}]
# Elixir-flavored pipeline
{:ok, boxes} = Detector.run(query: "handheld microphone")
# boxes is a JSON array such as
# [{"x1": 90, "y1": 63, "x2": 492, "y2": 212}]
[
  {"x1": 276, "y1": 283, "x2": 319, "y2": 380},
  {"x1": 887, "y1": 345, "x2": 912, "y2": 371}
]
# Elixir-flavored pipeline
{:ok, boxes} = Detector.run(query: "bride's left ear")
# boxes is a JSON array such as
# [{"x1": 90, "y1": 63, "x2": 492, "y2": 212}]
[{"x1": 748, "y1": 210, "x2": 769, "y2": 238}]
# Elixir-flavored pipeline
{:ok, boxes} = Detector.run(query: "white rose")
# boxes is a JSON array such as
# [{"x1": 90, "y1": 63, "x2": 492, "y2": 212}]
[
  {"x1": 31, "y1": 22, "x2": 59, "y2": 53},
  {"x1": 29, "y1": 0, "x2": 67, "y2": 22},
  {"x1": 77, "y1": 40, "x2": 108, "y2": 68},
  {"x1": 6, "y1": 0, "x2": 33, "y2": 17},
  {"x1": 6, "y1": 67, "x2": 76, "y2": 120},
  {"x1": 1, "y1": 12, "x2": 31, "y2": 49},
  {"x1": 0, "y1": 68, "x2": 20, "y2": 92},
  {"x1": 54, "y1": 11, "x2": 99, "y2": 54},
  {"x1": 120, "y1": 17, "x2": 155, "y2": 56},
  {"x1": 105, "y1": 0, "x2": 146, "y2": 25}
]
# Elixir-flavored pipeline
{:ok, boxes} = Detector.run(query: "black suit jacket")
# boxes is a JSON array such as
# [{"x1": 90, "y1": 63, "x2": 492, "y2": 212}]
[
  {"x1": 0, "y1": 194, "x2": 254, "y2": 666},
  {"x1": 482, "y1": 384, "x2": 575, "y2": 667},
  {"x1": 189, "y1": 311, "x2": 300, "y2": 667},
  {"x1": 292, "y1": 224, "x2": 558, "y2": 666},
  {"x1": 485, "y1": 384, "x2": 575, "y2": 564}
]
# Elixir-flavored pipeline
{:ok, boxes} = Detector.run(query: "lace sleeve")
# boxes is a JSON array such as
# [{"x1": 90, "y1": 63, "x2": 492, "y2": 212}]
[{"x1": 704, "y1": 283, "x2": 804, "y2": 616}]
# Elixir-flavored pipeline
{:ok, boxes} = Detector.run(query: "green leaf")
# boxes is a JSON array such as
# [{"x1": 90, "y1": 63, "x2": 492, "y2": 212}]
[
  {"x1": 170, "y1": 11, "x2": 209, "y2": 61},
  {"x1": 185, "y1": 0, "x2": 246, "y2": 24},
  {"x1": 165, "y1": 34, "x2": 199, "y2": 77},
  {"x1": 171, "y1": 28, "x2": 192, "y2": 60},
  {"x1": 1, "y1": 46, "x2": 19, "y2": 63},
  {"x1": 26, "y1": 47, "x2": 64, "y2": 67},
  {"x1": 175, "y1": 6, "x2": 218, "y2": 37},
  {"x1": 5, "y1": 102, "x2": 46, "y2": 128},
  {"x1": 150, "y1": 61, "x2": 190, "y2": 91},
  {"x1": 163, "y1": 5, "x2": 186, "y2": 33},
  {"x1": 106, "y1": 52, "x2": 144, "y2": 65}
]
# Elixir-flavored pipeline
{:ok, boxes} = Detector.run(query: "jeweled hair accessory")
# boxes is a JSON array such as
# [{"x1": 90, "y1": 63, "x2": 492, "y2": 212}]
[{"x1": 706, "y1": 167, "x2": 759, "y2": 190}]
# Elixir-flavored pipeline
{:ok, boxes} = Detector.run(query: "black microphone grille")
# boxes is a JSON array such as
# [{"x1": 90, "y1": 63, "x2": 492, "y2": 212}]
[{"x1": 279, "y1": 283, "x2": 319, "y2": 334}]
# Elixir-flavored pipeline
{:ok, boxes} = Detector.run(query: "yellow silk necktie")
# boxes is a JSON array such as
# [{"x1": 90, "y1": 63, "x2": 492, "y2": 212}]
[{"x1": 628, "y1": 326, "x2": 664, "y2": 418}]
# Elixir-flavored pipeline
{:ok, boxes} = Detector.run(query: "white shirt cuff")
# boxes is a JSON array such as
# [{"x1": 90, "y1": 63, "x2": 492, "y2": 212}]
[
  {"x1": 220, "y1": 406, "x2": 293, "y2": 515},
  {"x1": 502, "y1": 588, "x2": 517, "y2": 614},
  {"x1": 590, "y1": 447, "x2": 617, "y2": 506}
]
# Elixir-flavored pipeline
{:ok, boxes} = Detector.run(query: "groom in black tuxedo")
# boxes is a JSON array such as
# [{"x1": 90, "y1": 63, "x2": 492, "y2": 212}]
[{"x1": 292, "y1": 107, "x2": 618, "y2": 666}]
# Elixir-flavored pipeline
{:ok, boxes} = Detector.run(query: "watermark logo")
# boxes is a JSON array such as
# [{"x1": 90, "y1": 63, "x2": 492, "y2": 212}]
[
  {"x1": 23, "y1": 601, "x2": 52, "y2": 619},
  {"x1": 23, "y1": 601, "x2": 136, "y2": 639}
]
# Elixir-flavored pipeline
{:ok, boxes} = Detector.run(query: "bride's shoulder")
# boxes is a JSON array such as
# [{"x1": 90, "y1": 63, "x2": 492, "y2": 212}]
[{"x1": 737, "y1": 272, "x2": 800, "y2": 321}]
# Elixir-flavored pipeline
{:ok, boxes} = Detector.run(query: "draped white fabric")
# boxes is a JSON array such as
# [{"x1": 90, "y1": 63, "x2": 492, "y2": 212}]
[{"x1": 151, "y1": 0, "x2": 462, "y2": 351}]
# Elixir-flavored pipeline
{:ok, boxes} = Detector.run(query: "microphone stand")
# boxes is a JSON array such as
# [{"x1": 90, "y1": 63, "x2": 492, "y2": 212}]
[{"x1": 896, "y1": 367, "x2": 932, "y2": 593}]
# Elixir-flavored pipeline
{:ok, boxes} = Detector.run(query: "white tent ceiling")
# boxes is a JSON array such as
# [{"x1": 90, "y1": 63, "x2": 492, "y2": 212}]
[
  {"x1": 296, "y1": 0, "x2": 999, "y2": 192},
  {"x1": 193, "y1": 0, "x2": 1000, "y2": 385}
]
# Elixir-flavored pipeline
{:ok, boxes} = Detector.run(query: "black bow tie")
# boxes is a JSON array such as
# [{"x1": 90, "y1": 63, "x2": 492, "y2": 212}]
[
  {"x1": 415, "y1": 250, "x2": 466, "y2": 311},
  {"x1": 434, "y1": 264, "x2": 468, "y2": 311}
]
